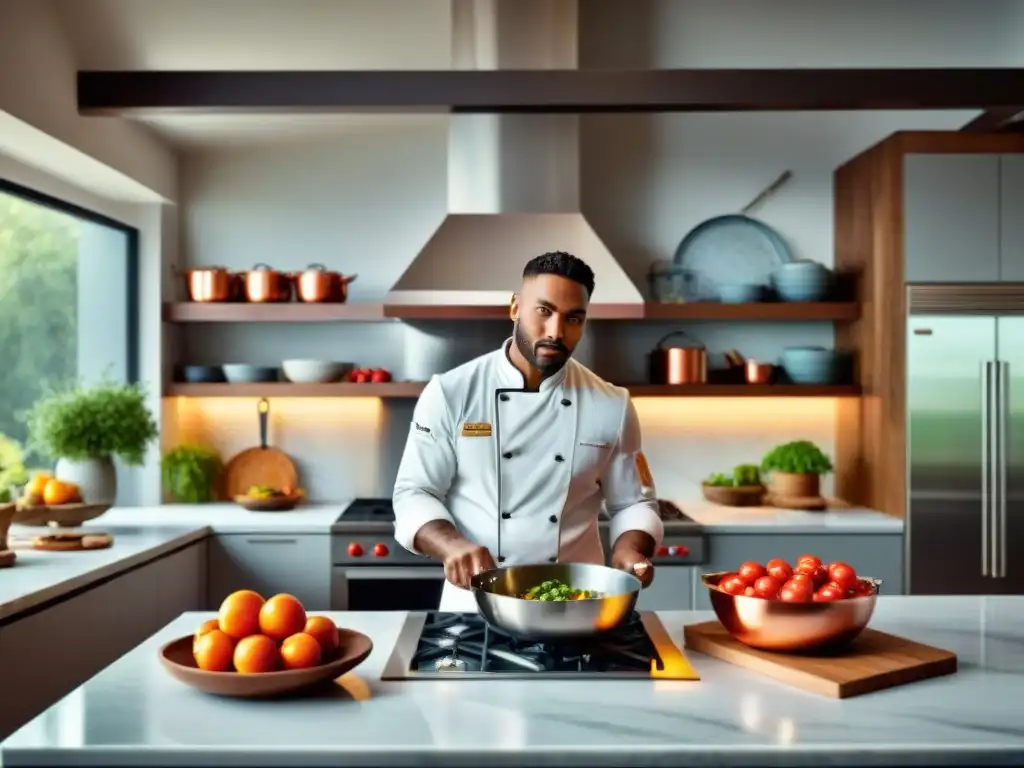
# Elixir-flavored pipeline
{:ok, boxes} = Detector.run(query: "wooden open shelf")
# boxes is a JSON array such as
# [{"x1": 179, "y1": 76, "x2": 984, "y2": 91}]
[
  {"x1": 163, "y1": 382, "x2": 861, "y2": 399},
  {"x1": 163, "y1": 301, "x2": 860, "y2": 323}
]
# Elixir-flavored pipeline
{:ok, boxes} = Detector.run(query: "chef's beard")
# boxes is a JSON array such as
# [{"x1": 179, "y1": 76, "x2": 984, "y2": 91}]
[{"x1": 514, "y1": 320, "x2": 570, "y2": 377}]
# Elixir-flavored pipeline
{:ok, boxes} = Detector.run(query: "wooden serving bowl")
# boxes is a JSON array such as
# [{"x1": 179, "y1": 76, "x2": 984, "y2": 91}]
[
  {"x1": 14, "y1": 503, "x2": 112, "y2": 528},
  {"x1": 159, "y1": 628, "x2": 373, "y2": 698},
  {"x1": 701, "y1": 484, "x2": 765, "y2": 507},
  {"x1": 234, "y1": 493, "x2": 303, "y2": 512}
]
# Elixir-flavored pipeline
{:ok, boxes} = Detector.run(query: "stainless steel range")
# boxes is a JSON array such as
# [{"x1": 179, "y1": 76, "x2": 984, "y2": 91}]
[
  {"x1": 380, "y1": 610, "x2": 699, "y2": 680},
  {"x1": 331, "y1": 498, "x2": 707, "y2": 612}
]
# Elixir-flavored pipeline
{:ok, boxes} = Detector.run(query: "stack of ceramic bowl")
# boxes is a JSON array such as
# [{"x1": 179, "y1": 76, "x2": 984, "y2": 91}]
[{"x1": 771, "y1": 261, "x2": 832, "y2": 302}]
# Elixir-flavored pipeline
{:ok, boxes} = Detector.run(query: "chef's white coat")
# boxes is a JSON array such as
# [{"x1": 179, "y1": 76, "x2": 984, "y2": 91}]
[{"x1": 392, "y1": 339, "x2": 664, "y2": 612}]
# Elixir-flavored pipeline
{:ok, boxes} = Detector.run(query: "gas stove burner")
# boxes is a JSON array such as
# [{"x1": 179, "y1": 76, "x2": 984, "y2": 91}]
[
  {"x1": 435, "y1": 655, "x2": 467, "y2": 672},
  {"x1": 405, "y1": 611, "x2": 661, "y2": 676}
]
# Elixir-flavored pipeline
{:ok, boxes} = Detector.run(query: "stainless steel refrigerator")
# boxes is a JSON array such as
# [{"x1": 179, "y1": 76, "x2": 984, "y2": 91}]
[{"x1": 906, "y1": 284, "x2": 1024, "y2": 594}]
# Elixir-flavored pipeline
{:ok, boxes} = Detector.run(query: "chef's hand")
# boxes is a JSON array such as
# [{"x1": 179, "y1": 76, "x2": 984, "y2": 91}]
[
  {"x1": 611, "y1": 544, "x2": 655, "y2": 588},
  {"x1": 443, "y1": 542, "x2": 497, "y2": 589}
]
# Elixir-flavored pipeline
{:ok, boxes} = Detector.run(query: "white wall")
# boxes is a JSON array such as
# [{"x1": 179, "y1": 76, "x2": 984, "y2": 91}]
[{"x1": 169, "y1": 0, "x2": 1023, "y2": 507}]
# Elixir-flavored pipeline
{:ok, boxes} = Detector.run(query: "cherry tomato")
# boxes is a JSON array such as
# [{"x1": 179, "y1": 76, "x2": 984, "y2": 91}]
[
  {"x1": 848, "y1": 579, "x2": 875, "y2": 598},
  {"x1": 778, "y1": 584, "x2": 812, "y2": 602},
  {"x1": 781, "y1": 577, "x2": 813, "y2": 596},
  {"x1": 719, "y1": 574, "x2": 748, "y2": 595},
  {"x1": 788, "y1": 572, "x2": 813, "y2": 587},
  {"x1": 796, "y1": 554, "x2": 822, "y2": 569},
  {"x1": 810, "y1": 565, "x2": 830, "y2": 588},
  {"x1": 765, "y1": 558, "x2": 793, "y2": 581},
  {"x1": 827, "y1": 562, "x2": 858, "y2": 592},
  {"x1": 737, "y1": 561, "x2": 767, "y2": 585},
  {"x1": 813, "y1": 584, "x2": 845, "y2": 602},
  {"x1": 744, "y1": 586, "x2": 756, "y2": 596},
  {"x1": 753, "y1": 575, "x2": 782, "y2": 599}
]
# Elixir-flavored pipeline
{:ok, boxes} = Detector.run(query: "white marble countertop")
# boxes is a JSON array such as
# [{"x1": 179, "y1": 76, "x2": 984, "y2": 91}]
[
  {"x1": 93, "y1": 503, "x2": 347, "y2": 533},
  {"x1": 0, "y1": 524, "x2": 207, "y2": 621},
  {"x1": 677, "y1": 501, "x2": 904, "y2": 534},
  {"x1": 2, "y1": 596, "x2": 1020, "y2": 767}
]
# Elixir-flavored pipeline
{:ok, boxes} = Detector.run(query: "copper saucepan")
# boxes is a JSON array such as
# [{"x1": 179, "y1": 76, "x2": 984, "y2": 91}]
[
  {"x1": 244, "y1": 264, "x2": 292, "y2": 303},
  {"x1": 182, "y1": 267, "x2": 244, "y2": 302},
  {"x1": 293, "y1": 264, "x2": 358, "y2": 303},
  {"x1": 648, "y1": 331, "x2": 708, "y2": 385}
]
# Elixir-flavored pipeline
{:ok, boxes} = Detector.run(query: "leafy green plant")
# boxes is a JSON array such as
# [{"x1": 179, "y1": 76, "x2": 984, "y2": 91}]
[
  {"x1": 704, "y1": 463, "x2": 761, "y2": 488},
  {"x1": 162, "y1": 445, "x2": 223, "y2": 503},
  {"x1": 24, "y1": 379, "x2": 158, "y2": 465},
  {"x1": 760, "y1": 440, "x2": 833, "y2": 475},
  {"x1": 0, "y1": 433, "x2": 27, "y2": 494}
]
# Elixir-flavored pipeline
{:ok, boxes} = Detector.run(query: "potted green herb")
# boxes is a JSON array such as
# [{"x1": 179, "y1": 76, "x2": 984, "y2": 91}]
[
  {"x1": 701, "y1": 463, "x2": 764, "y2": 506},
  {"x1": 760, "y1": 440, "x2": 833, "y2": 499},
  {"x1": 24, "y1": 380, "x2": 158, "y2": 505},
  {"x1": 162, "y1": 445, "x2": 223, "y2": 503}
]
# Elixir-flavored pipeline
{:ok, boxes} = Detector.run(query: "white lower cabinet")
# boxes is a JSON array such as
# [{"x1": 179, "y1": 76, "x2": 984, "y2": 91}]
[{"x1": 206, "y1": 534, "x2": 331, "y2": 611}]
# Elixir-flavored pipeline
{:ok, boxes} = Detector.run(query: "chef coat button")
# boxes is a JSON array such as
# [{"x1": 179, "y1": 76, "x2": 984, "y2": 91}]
[
  {"x1": 499, "y1": 394, "x2": 510, "y2": 402},
  {"x1": 502, "y1": 451, "x2": 513, "y2": 459},
  {"x1": 498, "y1": 556, "x2": 506, "y2": 563},
  {"x1": 548, "y1": 556, "x2": 557, "y2": 563},
  {"x1": 554, "y1": 454, "x2": 564, "y2": 463},
  {"x1": 561, "y1": 398, "x2": 572, "y2": 407},
  {"x1": 548, "y1": 514, "x2": 558, "y2": 523},
  {"x1": 501, "y1": 512, "x2": 511, "y2": 519}
]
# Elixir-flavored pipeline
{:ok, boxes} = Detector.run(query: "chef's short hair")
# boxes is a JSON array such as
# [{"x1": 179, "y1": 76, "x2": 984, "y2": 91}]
[{"x1": 522, "y1": 251, "x2": 595, "y2": 298}]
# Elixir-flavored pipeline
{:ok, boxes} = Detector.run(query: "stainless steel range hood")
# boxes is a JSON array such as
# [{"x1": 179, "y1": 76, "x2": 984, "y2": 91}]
[{"x1": 385, "y1": 0, "x2": 644, "y2": 308}]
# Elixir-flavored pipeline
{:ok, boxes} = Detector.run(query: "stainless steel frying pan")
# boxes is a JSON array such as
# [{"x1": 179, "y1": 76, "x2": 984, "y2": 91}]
[{"x1": 470, "y1": 562, "x2": 642, "y2": 639}]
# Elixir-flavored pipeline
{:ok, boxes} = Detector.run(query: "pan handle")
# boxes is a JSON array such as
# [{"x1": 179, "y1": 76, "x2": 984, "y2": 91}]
[{"x1": 257, "y1": 398, "x2": 270, "y2": 449}]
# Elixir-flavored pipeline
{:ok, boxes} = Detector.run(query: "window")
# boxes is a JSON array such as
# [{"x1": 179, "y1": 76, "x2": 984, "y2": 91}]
[{"x1": 0, "y1": 179, "x2": 138, "y2": 455}]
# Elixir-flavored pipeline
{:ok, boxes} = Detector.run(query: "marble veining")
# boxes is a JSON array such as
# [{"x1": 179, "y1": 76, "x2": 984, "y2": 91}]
[{"x1": 1, "y1": 597, "x2": 1022, "y2": 767}]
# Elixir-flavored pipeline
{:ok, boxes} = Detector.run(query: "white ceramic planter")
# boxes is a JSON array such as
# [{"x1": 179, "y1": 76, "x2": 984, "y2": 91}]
[{"x1": 55, "y1": 457, "x2": 118, "y2": 505}]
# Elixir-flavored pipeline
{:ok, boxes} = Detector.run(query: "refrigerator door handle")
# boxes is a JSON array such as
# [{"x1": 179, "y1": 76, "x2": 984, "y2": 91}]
[
  {"x1": 998, "y1": 361, "x2": 1009, "y2": 579},
  {"x1": 982, "y1": 361, "x2": 993, "y2": 578}
]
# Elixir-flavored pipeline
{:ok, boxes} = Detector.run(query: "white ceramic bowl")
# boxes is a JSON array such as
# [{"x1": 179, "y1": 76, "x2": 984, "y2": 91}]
[{"x1": 281, "y1": 360, "x2": 354, "y2": 384}]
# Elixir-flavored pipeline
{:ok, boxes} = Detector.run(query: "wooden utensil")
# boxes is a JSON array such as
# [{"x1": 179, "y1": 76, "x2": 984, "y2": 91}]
[
  {"x1": 234, "y1": 493, "x2": 303, "y2": 512},
  {"x1": 223, "y1": 398, "x2": 299, "y2": 499},
  {"x1": 11, "y1": 533, "x2": 114, "y2": 552},
  {"x1": 14, "y1": 502, "x2": 112, "y2": 527},
  {"x1": 0, "y1": 502, "x2": 16, "y2": 567},
  {"x1": 683, "y1": 620, "x2": 957, "y2": 698}
]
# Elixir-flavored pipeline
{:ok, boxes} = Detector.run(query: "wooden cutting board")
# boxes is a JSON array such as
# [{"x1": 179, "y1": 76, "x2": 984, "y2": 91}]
[{"x1": 683, "y1": 620, "x2": 957, "y2": 698}]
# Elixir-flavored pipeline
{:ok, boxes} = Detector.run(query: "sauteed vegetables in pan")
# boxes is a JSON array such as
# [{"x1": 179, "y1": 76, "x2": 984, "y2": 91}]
[{"x1": 519, "y1": 579, "x2": 603, "y2": 602}]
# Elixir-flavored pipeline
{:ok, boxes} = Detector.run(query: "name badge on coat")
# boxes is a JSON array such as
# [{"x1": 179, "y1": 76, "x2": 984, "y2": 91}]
[{"x1": 461, "y1": 422, "x2": 493, "y2": 438}]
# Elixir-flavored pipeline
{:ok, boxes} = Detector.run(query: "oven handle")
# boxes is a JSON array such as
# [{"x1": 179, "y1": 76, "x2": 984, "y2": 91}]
[{"x1": 338, "y1": 567, "x2": 446, "y2": 580}]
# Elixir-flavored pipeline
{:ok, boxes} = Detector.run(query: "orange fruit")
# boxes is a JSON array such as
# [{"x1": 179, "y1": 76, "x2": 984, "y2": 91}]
[
  {"x1": 193, "y1": 618, "x2": 221, "y2": 652},
  {"x1": 233, "y1": 634, "x2": 280, "y2": 674},
  {"x1": 26, "y1": 473, "x2": 52, "y2": 497},
  {"x1": 218, "y1": 590, "x2": 265, "y2": 639},
  {"x1": 258, "y1": 594, "x2": 307, "y2": 642},
  {"x1": 193, "y1": 629, "x2": 236, "y2": 672},
  {"x1": 303, "y1": 615, "x2": 340, "y2": 656},
  {"x1": 280, "y1": 632, "x2": 322, "y2": 670},
  {"x1": 42, "y1": 478, "x2": 80, "y2": 505}
]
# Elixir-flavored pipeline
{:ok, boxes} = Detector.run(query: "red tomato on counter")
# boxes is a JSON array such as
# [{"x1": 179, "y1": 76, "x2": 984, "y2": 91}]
[{"x1": 737, "y1": 561, "x2": 767, "y2": 585}]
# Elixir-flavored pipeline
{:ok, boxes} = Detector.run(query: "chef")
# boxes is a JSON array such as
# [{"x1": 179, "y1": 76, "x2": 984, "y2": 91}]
[{"x1": 392, "y1": 251, "x2": 664, "y2": 612}]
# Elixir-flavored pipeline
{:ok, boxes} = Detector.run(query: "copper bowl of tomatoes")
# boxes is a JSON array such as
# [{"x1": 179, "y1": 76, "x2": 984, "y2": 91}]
[{"x1": 701, "y1": 554, "x2": 882, "y2": 653}]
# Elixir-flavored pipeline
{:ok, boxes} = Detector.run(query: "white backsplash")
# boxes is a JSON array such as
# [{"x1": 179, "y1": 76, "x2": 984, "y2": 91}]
[{"x1": 163, "y1": 396, "x2": 837, "y2": 503}]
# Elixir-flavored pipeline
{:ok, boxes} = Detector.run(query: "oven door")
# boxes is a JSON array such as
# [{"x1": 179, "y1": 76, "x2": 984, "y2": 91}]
[{"x1": 331, "y1": 566, "x2": 446, "y2": 611}]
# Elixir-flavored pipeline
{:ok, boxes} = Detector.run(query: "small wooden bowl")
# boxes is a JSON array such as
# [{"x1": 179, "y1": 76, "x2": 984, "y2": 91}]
[
  {"x1": 14, "y1": 503, "x2": 112, "y2": 528},
  {"x1": 234, "y1": 494, "x2": 303, "y2": 512},
  {"x1": 701, "y1": 484, "x2": 765, "y2": 507},
  {"x1": 159, "y1": 628, "x2": 373, "y2": 698}
]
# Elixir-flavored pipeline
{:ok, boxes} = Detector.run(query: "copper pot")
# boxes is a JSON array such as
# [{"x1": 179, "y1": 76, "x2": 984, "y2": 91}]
[
  {"x1": 648, "y1": 331, "x2": 707, "y2": 385},
  {"x1": 183, "y1": 267, "x2": 238, "y2": 302},
  {"x1": 293, "y1": 264, "x2": 358, "y2": 303},
  {"x1": 745, "y1": 360, "x2": 776, "y2": 384},
  {"x1": 244, "y1": 264, "x2": 292, "y2": 303}
]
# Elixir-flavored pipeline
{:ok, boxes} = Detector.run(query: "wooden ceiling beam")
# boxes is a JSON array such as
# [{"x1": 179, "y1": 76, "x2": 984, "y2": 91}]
[{"x1": 79, "y1": 68, "x2": 1024, "y2": 115}]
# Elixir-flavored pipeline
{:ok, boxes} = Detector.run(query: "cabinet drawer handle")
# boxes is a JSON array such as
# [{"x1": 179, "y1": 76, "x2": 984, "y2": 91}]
[{"x1": 245, "y1": 538, "x2": 298, "y2": 545}]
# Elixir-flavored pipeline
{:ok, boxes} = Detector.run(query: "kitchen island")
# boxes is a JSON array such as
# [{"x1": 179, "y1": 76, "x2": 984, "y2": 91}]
[{"x1": 1, "y1": 596, "x2": 1021, "y2": 768}]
